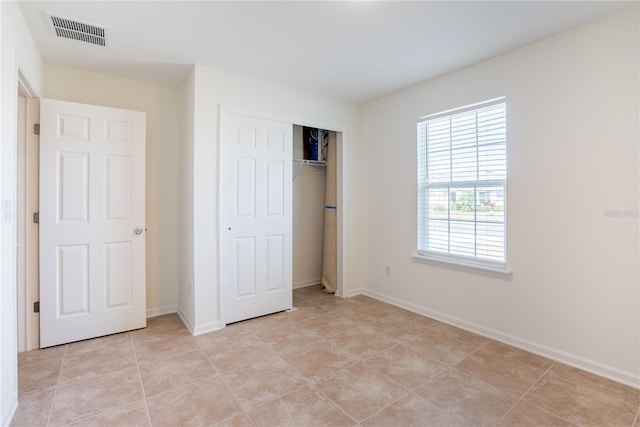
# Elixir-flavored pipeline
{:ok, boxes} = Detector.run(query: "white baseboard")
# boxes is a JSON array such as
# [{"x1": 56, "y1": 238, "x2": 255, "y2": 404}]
[
  {"x1": 193, "y1": 321, "x2": 225, "y2": 336},
  {"x1": 146, "y1": 305, "x2": 178, "y2": 318},
  {"x1": 2, "y1": 394, "x2": 18, "y2": 427},
  {"x1": 176, "y1": 308, "x2": 224, "y2": 336},
  {"x1": 293, "y1": 279, "x2": 321, "y2": 289},
  {"x1": 176, "y1": 308, "x2": 194, "y2": 335},
  {"x1": 359, "y1": 288, "x2": 640, "y2": 390},
  {"x1": 346, "y1": 287, "x2": 366, "y2": 298}
]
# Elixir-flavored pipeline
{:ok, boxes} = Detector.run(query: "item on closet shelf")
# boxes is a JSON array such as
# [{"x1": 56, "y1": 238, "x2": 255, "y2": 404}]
[
  {"x1": 303, "y1": 126, "x2": 319, "y2": 161},
  {"x1": 320, "y1": 129, "x2": 329, "y2": 162}
]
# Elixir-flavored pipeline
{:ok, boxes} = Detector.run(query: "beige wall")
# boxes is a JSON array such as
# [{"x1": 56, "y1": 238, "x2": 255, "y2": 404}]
[
  {"x1": 43, "y1": 64, "x2": 181, "y2": 316},
  {"x1": 359, "y1": 8, "x2": 639, "y2": 385}
]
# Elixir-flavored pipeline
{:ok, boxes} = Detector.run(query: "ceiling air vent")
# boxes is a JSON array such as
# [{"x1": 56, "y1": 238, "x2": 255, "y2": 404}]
[{"x1": 45, "y1": 12, "x2": 108, "y2": 47}]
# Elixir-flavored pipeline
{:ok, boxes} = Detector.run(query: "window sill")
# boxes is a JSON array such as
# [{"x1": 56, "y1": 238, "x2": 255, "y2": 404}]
[{"x1": 412, "y1": 253, "x2": 512, "y2": 277}]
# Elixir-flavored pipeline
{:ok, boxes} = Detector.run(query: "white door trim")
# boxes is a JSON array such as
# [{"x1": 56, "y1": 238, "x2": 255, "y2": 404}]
[
  {"x1": 16, "y1": 81, "x2": 40, "y2": 352},
  {"x1": 218, "y1": 104, "x2": 347, "y2": 326}
]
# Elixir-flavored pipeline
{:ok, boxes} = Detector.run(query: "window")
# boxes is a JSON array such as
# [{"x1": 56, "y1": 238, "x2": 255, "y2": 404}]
[{"x1": 417, "y1": 97, "x2": 507, "y2": 270}]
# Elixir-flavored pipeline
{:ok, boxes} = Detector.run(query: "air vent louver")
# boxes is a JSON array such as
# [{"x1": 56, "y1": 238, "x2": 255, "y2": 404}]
[{"x1": 46, "y1": 12, "x2": 108, "y2": 47}]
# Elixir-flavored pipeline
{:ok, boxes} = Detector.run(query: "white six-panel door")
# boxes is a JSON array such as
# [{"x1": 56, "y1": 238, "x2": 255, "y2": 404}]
[
  {"x1": 223, "y1": 112, "x2": 293, "y2": 324},
  {"x1": 39, "y1": 99, "x2": 146, "y2": 347}
]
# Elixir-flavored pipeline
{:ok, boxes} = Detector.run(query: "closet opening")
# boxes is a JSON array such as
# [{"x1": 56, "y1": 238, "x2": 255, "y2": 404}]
[{"x1": 292, "y1": 125, "x2": 339, "y2": 295}]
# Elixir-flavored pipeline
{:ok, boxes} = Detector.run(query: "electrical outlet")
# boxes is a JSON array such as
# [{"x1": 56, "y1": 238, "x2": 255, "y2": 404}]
[{"x1": 384, "y1": 265, "x2": 391, "y2": 277}]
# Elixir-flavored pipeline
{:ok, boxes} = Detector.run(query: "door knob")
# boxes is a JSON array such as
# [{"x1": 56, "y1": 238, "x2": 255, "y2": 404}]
[{"x1": 134, "y1": 227, "x2": 143, "y2": 235}]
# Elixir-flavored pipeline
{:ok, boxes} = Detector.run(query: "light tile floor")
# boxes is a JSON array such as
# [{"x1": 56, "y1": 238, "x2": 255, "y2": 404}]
[{"x1": 11, "y1": 285, "x2": 640, "y2": 426}]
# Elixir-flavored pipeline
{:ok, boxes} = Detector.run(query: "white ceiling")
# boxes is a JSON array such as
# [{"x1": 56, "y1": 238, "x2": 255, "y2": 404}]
[{"x1": 18, "y1": 1, "x2": 634, "y2": 103}]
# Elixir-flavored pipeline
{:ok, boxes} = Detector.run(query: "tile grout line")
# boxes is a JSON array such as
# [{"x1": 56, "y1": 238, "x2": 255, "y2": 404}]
[
  {"x1": 225, "y1": 382, "x2": 258, "y2": 425},
  {"x1": 350, "y1": 339, "x2": 423, "y2": 422},
  {"x1": 195, "y1": 334, "x2": 255, "y2": 425},
  {"x1": 307, "y1": 379, "x2": 360, "y2": 426},
  {"x1": 357, "y1": 390, "x2": 414, "y2": 425},
  {"x1": 218, "y1": 300, "x2": 442, "y2": 425},
  {"x1": 56, "y1": 337, "x2": 148, "y2": 426},
  {"x1": 410, "y1": 334, "x2": 492, "y2": 380},
  {"x1": 452, "y1": 337, "x2": 491, "y2": 365},
  {"x1": 56, "y1": 335, "x2": 150, "y2": 424},
  {"x1": 51, "y1": 339, "x2": 141, "y2": 389},
  {"x1": 242, "y1": 318, "x2": 366, "y2": 425},
  {"x1": 548, "y1": 365, "x2": 640, "y2": 410},
  {"x1": 217, "y1": 411, "x2": 257, "y2": 427},
  {"x1": 45, "y1": 344, "x2": 68, "y2": 427},
  {"x1": 133, "y1": 342, "x2": 201, "y2": 367},
  {"x1": 129, "y1": 331, "x2": 153, "y2": 427},
  {"x1": 497, "y1": 360, "x2": 559, "y2": 424},
  {"x1": 426, "y1": 341, "x2": 545, "y2": 425},
  {"x1": 361, "y1": 342, "x2": 449, "y2": 395},
  {"x1": 216, "y1": 377, "x2": 255, "y2": 427},
  {"x1": 523, "y1": 401, "x2": 580, "y2": 427},
  {"x1": 240, "y1": 383, "x2": 303, "y2": 427},
  {"x1": 193, "y1": 333, "x2": 223, "y2": 378},
  {"x1": 302, "y1": 333, "x2": 406, "y2": 425},
  {"x1": 212, "y1": 345, "x2": 260, "y2": 426}
]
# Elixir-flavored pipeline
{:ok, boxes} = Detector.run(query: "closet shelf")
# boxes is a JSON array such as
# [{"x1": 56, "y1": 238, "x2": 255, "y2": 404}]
[
  {"x1": 293, "y1": 159, "x2": 326, "y2": 180},
  {"x1": 293, "y1": 159, "x2": 327, "y2": 166}
]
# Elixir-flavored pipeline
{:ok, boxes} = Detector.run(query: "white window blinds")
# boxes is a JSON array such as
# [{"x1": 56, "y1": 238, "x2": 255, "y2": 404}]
[{"x1": 417, "y1": 98, "x2": 507, "y2": 268}]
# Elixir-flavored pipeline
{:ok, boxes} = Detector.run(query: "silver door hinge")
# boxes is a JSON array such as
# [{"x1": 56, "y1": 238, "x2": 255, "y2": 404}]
[
  {"x1": 33, "y1": 124, "x2": 40, "y2": 135},
  {"x1": 33, "y1": 301, "x2": 40, "y2": 313},
  {"x1": 33, "y1": 212, "x2": 39, "y2": 224}
]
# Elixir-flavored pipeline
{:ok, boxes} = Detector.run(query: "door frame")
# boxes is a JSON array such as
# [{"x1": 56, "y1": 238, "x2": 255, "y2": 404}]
[
  {"x1": 218, "y1": 104, "x2": 347, "y2": 325},
  {"x1": 16, "y1": 71, "x2": 40, "y2": 352}
]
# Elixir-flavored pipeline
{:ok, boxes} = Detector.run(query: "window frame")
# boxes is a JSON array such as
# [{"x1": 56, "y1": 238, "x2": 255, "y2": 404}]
[{"x1": 416, "y1": 97, "x2": 509, "y2": 273}]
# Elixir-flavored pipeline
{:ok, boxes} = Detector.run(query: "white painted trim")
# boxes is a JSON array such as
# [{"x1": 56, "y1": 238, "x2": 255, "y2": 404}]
[
  {"x1": 146, "y1": 305, "x2": 177, "y2": 319},
  {"x1": 193, "y1": 321, "x2": 225, "y2": 336},
  {"x1": 17, "y1": 68, "x2": 37, "y2": 99},
  {"x1": 176, "y1": 308, "x2": 194, "y2": 335},
  {"x1": 217, "y1": 104, "x2": 226, "y2": 329},
  {"x1": 16, "y1": 93, "x2": 40, "y2": 353},
  {"x1": 335, "y1": 131, "x2": 346, "y2": 298},
  {"x1": 24, "y1": 97, "x2": 39, "y2": 352},
  {"x1": 16, "y1": 95, "x2": 27, "y2": 353},
  {"x1": 359, "y1": 288, "x2": 640, "y2": 390},
  {"x1": 412, "y1": 254, "x2": 513, "y2": 277},
  {"x1": 2, "y1": 396, "x2": 18, "y2": 427},
  {"x1": 293, "y1": 279, "x2": 321, "y2": 289},
  {"x1": 176, "y1": 307, "x2": 225, "y2": 336},
  {"x1": 346, "y1": 286, "x2": 366, "y2": 298}
]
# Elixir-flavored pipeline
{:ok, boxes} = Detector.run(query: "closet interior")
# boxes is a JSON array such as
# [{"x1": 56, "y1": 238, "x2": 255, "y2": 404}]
[{"x1": 292, "y1": 125, "x2": 337, "y2": 294}]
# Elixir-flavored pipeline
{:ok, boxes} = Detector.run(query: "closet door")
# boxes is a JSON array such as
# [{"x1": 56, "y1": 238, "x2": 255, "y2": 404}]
[{"x1": 222, "y1": 111, "x2": 293, "y2": 324}]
